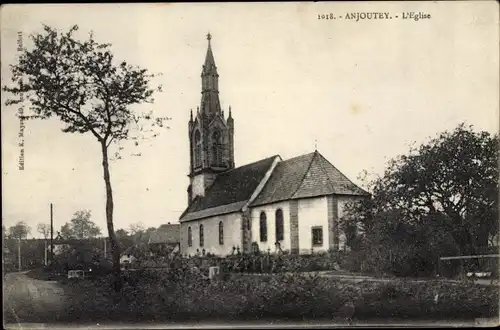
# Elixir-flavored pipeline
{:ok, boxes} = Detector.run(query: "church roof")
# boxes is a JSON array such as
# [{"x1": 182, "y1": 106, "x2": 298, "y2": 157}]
[
  {"x1": 148, "y1": 224, "x2": 180, "y2": 245},
  {"x1": 251, "y1": 151, "x2": 369, "y2": 207},
  {"x1": 180, "y1": 155, "x2": 279, "y2": 222}
]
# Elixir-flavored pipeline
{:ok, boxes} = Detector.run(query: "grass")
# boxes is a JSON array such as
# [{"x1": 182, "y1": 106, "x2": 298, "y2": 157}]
[{"x1": 51, "y1": 269, "x2": 499, "y2": 323}]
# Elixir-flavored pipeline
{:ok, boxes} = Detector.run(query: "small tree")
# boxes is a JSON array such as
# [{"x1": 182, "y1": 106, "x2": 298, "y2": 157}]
[
  {"x1": 37, "y1": 223, "x2": 50, "y2": 239},
  {"x1": 60, "y1": 210, "x2": 101, "y2": 239},
  {"x1": 8, "y1": 221, "x2": 31, "y2": 240},
  {"x1": 129, "y1": 222, "x2": 145, "y2": 237},
  {"x1": 3, "y1": 25, "x2": 169, "y2": 289}
]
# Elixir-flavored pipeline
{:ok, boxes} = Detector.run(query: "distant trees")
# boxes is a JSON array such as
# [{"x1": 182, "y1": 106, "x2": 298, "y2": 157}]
[
  {"x1": 128, "y1": 222, "x2": 157, "y2": 244},
  {"x1": 115, "y1": 229, "x2": 129, "y2": 240},
  {"x1": 341, "y1": 124, "x2": 499, "y2": 276},
  {"x1": 7, "y1": 221, "x2": 31, "y2": 240},
  {"x1": 37, "y1": 223, "x2": 50, "y2": 239},
  {"x1": 129, "y1": 222, "x2": 145, "y2": 236},
  {"x1": 60, "y1": 210, "x2": 101, "y2": 239}
]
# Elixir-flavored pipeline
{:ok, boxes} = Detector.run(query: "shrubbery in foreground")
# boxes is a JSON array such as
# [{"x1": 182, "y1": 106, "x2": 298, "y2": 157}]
[{"x1": 57, "y1": 269, "x2": 498, "y2": 323}]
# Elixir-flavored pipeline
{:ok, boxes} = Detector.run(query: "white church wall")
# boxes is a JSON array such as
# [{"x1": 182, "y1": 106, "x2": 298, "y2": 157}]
[
  {"x1": 180, "y1": 212, "x2": 242, "y2": 257},
  {"x1": 250, "y1": 201, "x2": 290, "y2": 253},
  {"x1": 298, "y1": 196, "x2": 329, "y2": 254},
  {"x1": 191, "y1": 173, "x2": 217, "y2": 198}
]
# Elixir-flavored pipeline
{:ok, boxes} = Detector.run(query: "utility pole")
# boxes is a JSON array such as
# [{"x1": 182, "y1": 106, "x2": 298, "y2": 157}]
[
  {"x1": 18, "y1": 237, "x2": 21, "y2": 272},
  {"x1": 44, "y1": 240, "x2": 48, "y2": 266},
  {"x1": 104, "y1": 237, "x2": 107, "y2": 259},
  {"x1": 50, "y1": 203, "x2": 54, "y2": 264}
]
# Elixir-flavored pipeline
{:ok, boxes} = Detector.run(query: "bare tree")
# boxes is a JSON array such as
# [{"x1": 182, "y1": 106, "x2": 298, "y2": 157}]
[
  {"x1": 37, "y1": 223, "x2": 50, "y2": 239},
  {"x1": 129, "y1": 222, "x2": 146, "y2": 243},
  {"x1": 129, "y1": 222, "x2": 145, "y2": 236}
]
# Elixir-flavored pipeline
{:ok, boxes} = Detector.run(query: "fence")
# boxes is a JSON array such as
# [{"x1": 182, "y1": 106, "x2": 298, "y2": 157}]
[{"x1": 438, "y1": 254, "x2": 499, "y2": 279}]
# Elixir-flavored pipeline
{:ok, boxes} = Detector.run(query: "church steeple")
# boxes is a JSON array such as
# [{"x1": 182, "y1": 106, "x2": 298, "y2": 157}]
[
  {"x1": 200, "y1": 33, "x2": 221, "y2": 119},
  {"x1": 202, "y1": 33, "x2": 217, "y2": 76},
  {"x1": 187, "y1": 33, "x2": 235, "y2": 202}
]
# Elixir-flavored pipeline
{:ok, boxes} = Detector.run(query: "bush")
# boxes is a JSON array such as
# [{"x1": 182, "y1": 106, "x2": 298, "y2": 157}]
[{"x1": 56, "y1": 268, "x2": 498, "y2": 323}]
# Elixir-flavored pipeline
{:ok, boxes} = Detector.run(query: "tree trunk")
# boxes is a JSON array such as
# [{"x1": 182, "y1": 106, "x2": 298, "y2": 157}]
[{"x1": 101, "y1": 141, "x2": 122, "y2": 291}]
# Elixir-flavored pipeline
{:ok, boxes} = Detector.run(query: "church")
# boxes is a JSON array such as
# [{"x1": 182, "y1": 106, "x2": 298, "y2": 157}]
[{"x1": 179, "y1": 34, "x2": 370, "y2": 256}]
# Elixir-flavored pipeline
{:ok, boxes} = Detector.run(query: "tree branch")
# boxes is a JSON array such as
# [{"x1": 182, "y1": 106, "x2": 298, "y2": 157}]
[{"x1": 52, "y1": 98, "x2": 103, "y2": 141}]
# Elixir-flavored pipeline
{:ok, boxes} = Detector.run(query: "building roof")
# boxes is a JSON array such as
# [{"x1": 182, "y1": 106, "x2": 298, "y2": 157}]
[
  {"x1": 180, "y1": 155, "x2": 279, "y2": 222},
  {"x1": 180, "y1": 151, "x2": 368, "y2": 221},
  {"x1": 251, "y1": 151, "x2": 370, "y2": 206},
  {"x1": 121, "y1": 245, "x2": 141, "y2": 258},
  {"x1": 148, "y1": 224, "x2": 180, "y2": 245}
]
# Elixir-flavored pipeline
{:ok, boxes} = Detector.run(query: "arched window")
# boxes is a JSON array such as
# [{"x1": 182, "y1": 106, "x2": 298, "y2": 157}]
[
  {"x1": 188, "y1": 226, "x2": 192, "y2": 247},
  {"x1": 219, "y1": 221, "x2": 224, "y2": 245},
  {"x1": 194, "y1": 130, "x2": 201, "y2": 168},
  {"x1": 199, "y1": 224, "x2": 204, "y2": 247},
  {"x1": 211, "y1": 130, "x2": 223, "y2": 166},
  {"x1": 260, "y1": 212, "x2": 267, "y2": 242},
  {"x1": 275, "y1": 209, "x2": 284, "y2": 242}
]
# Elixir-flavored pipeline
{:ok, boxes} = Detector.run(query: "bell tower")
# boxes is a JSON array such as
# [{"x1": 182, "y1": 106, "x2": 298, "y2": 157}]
[{"x1": 187, "y1": 33, "x2": 235, "y2": 204}]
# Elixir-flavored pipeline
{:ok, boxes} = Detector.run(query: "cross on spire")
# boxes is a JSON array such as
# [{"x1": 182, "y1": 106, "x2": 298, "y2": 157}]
[{"x1": 207, "y1": 32, "x2": 212, "y2": 43}]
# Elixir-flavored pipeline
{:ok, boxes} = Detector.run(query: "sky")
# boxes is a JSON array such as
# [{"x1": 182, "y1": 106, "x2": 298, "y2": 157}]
[{"x1": 1, "y1": 2, "x2": 498, "y2": 238}]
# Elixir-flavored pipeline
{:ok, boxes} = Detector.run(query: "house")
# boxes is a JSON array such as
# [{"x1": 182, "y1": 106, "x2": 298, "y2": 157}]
[
  {"x1": 120, "y1": 246, "x2": 139, "y2": 267},
  {"x1": 179, "y1": 34, "x2": 370, "y2": 256},
  {"x1": 148, "y1": 223, "x2": 180, "y2": 256}
]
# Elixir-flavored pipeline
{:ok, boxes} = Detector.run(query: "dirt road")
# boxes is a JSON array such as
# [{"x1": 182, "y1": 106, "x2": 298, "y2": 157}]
[{"x1": 4, "y1": 271, "x2": 68, "y2": 326}]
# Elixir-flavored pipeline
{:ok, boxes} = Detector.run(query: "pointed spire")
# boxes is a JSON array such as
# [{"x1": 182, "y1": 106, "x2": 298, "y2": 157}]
[
  {"x1": 203, "y1": 32, "x2": 217, "y2": 74},
  {"x1": 227, "y1": 105, "x2": 233, "y2": 124},
  {"x1": 190, "y1": 109, "x2": 193, "y2": 121}
]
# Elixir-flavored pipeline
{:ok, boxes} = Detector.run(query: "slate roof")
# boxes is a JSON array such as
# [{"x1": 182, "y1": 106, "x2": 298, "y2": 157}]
[
  {"x1": 148, "y1": 224, "x2": 180, "y2": 245},
  {"x1": 251, "y1": 151, "x2": 369, "y2": 206},
  {"x1": 180, "y1": 155, "x2": 279, "y2": 222}
]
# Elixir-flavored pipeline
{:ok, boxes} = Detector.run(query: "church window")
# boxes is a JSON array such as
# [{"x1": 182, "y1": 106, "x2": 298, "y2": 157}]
[
  {"x1": 194, "y1": 130, "x2": 201, "y2": 168},
  {"x1": 211, "y1": 130, "x2": 223, "y2": 166},
  {"x1": 275, "y1": 209, "x2": 284, "y2": 242},
  {"x1": 188, "y1": 227, "x2": 192, "y2": 247},
  {"x1": 212, "y1": 131, "x2": 223, "y2": 166},
  {"x1": 259, "y1": 212, "x2": 267, "y2": 242},
  {"x1": 199, "y1": 224, "x2": 204, "y2": 247},
  {"x1": 219, "y1": 221, "x2": 224, "y2": 245},
  {"x1": 312, "y1": 226, "x2": 323, "y2": 246}
]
